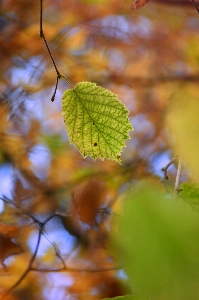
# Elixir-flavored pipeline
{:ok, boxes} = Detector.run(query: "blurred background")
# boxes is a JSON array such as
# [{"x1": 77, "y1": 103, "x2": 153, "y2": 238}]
[{"x1": 0, "y1": 0, "x2": 199, "y2": 299}]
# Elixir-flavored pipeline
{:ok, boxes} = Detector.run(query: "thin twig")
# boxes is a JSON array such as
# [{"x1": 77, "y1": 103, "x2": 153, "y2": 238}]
[
  {"x1": 40, "y1": 0, "x2": 60, "y2": 77},
  {"x1": 39, "y1": 0, "x2": 100, "y2": 106},
  {"x1": 174, "y1": 155, "x2": 183, "y2": 200},
  {"x1": 1, "y1": 198, "x2": 118, "y2": 298},
  {"x1": 39, "y1": 0, "x2": 74, "y2": 101},
  {"x1": 0, "y1": 199, "x2": 65, "y2": 299},
  {"x1": 161, "y1": 157, "x2": 176, "y2": 181},
  {"x1": 30, "y1": 265, "x2": 121, "y2": 273},
  {"x1": 2, "y1": 227, "x2": 43, "y2": 299},
  {"x1": 51, "y1": 75, "x2": 59, "y2": 102},
  {"x1": 191, "y1": 0, "x2": 199, "y2": 14}
]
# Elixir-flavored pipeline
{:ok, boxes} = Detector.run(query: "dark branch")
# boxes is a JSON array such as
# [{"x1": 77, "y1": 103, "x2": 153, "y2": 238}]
[
  {"x1": 39, "y1": 0, "x2": 60, "y2": 75},
  {"x1": 0, "y1": 198, "x2": 65, "y2": 299},
  {"x1": 1, "y1": 198, "x2": 118, "y2": 298},
  {"x1": 191, "y1": 0, "x2": 199, "y2": 13},
  {"x1": 51, "y1": 75, "x2": 59, "y2": 102},
  {"x1": 153, "y1": 0, "x2": 199, "y2": 6},
  {"x1": 2, "y1": 227, "x2": 43, "y2": 299},
  {"x1": 39, "y1": 0, "x2": 62, "y2": 101},
  {"x1": 30, "y1": 265, "x2": 121, "y2": 273}
]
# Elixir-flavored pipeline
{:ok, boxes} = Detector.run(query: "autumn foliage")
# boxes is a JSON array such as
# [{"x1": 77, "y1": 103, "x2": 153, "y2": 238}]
[{"x1": 1, "y1": 0, "x2": 199, "y2": 299}]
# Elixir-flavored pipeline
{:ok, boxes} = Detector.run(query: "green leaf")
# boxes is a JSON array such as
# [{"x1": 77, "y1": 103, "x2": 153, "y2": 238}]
[
  {"x1": 112, "y1": 183, "x2": 199, "y2": 300},
  {"x1": 180, "y1": 182, "x2": 199, "y2": 210},
  {"x1": 62, "y1": 82, "x2": 133, "y2": 163},
  {"x1": 42, "y1": 134, "x2": 67, "y2": 156}
]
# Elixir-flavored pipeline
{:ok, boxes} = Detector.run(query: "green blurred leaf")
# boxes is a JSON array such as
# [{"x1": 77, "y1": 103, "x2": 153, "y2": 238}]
[
  {"x1": 42, "y1": 134, "x2": 68, "y2": 155},
  {"x1": 184, "y1": 37, "x2": 199, "y2": 65},
  {"x1": 167, "y1": 87, "x2": 199, "y2": 178},
  {"x1": 112, "y1": 183, "x2": 199, "y2": 300},
  {"x1": 62, "y1": 82, "x2": 133, "y2": 163},
  {"x1": 180, "y1": 182, "x2": 199, "y2": 210}
]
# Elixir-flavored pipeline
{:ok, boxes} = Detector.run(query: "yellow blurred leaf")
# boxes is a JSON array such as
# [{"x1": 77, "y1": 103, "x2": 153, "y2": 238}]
[{"x1": 167, "y1": 87, "x2": 199, "y2": 179}]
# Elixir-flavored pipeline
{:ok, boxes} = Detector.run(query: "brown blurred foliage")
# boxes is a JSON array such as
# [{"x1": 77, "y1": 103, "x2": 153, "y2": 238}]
[
  {"x1": 0, "y1": 224, "x2": 23, "y2": 270},
  {"x1": 0, "y1": 0, "x2": 199, "y2": 299}
]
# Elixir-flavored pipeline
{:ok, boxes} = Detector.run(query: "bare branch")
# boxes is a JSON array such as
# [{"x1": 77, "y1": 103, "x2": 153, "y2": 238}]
[
  {"x1": 0, "y1": 199, "x2": 65, "y2": 299},
  {"x1": 191, "y1": 0, "x2": 199, "y2": 13},
  {"x1": 161, "y1": 157, "x2": 176, "y2": 181},
  {"x1": 51, "y1": 75, "x2": 59, "y2": 102},
  {"x1": 2, "y1": 227, "x2": 43, "y2": 299},
  {"x1": 30, "y1": 265, "x2": 121, "y2": 273},
  {"x1": 39, "y1": 0, "x2": 74, "y2": 101},
  {"x1": 1, "y1": 198, "x2": 118, "y2": 298},
  {"x1": 39, "y1": 0, "x2": 60, "y2": 78},
  {"x1": 174, "y1": 155, "x2": 183, "y2": 200}
]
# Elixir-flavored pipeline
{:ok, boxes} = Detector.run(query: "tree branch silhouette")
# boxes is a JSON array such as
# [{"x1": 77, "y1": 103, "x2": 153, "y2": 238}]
[
  {"x1": 0, "y1": 196, "x2": 120, "y2": 299},
  {"x1": 39, "y1": 0, "x2": 61, "y2": 102},
  {"x1": 0, "y1": 198, "x2": 65, "y2": 299},
  {"x1": 2, "y1": 224, "x2": 42, "y2": 300}
]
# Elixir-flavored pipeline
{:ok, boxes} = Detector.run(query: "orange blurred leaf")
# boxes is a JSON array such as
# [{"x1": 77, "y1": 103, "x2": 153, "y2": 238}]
[
  {"x1": 13, "y1": 178, "x2": 32, "y2": 203},
  {"x1": 0, "y1": 224, "x2": 20, "y2": 238},
  {"x1": 0, "y1": 224, "x2": 23, "y2": 269},
  {"x1": 72, "y1": 179, "x2": 106, "y2": 226},
  {"x1": 131, "y1": 0, "x2": 149, "y2": 9}
]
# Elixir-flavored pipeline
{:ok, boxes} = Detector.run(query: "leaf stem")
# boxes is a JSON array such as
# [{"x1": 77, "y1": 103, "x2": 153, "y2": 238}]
[{"x1": 61, "y1": 75, "x2": 74, "y2": 90}]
